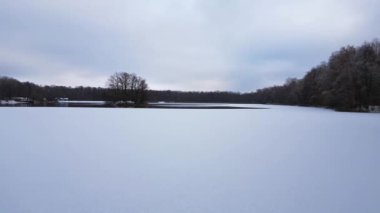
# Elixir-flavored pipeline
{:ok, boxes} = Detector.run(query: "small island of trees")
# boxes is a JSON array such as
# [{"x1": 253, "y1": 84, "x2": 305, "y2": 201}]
[{"x1": 107, "y1": 72, "x2": 148, "y2": 106}]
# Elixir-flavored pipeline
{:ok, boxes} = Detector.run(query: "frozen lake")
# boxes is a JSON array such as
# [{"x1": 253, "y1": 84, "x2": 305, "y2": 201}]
[{"x1": 0, "y1": 105, "x2": 379, "y2": 213}]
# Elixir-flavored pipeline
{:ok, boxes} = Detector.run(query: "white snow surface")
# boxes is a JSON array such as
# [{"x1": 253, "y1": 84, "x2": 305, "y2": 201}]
[{"x1": 0, "y1": 105, "x2": 379, "y2": 213}]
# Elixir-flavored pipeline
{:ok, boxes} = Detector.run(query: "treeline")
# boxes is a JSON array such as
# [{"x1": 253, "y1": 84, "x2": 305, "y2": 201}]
[
  {"x1": 0, "y1": 76, "x2": 254, "y2": 104},
  {"x1": 0, "y1": 72, "x2": 150, "y2": 105},
  {"x1": 252, "y1": 40, "x2": 380, "y2": 111},
  {"x1": 148, "y1": 90, "x2": 253, "y2": 103},
  {"x1": 0, "y1": 76, "x2": 107, "y2": 101}
]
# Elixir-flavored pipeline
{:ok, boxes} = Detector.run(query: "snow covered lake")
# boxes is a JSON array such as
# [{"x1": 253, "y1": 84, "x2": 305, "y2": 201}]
[{"x1": 0, "y1": 105, "x2": 379, "y2": 213}]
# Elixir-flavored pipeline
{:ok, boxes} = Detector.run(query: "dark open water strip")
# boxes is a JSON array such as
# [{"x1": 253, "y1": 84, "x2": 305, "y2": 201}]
[
  {"x1": 0, "y1": 102, "x2": 267, "y2": 109},
  {"x1": 148, "y1": 105, "x2": 266, "y2": 109}
]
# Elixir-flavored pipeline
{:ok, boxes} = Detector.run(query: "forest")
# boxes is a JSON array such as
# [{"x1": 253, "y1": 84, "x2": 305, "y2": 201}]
[
  {"x1": 1, "y1": 40, "x2": 379, "y2": 111},
  {"x1": 251, "y1": 40, "x2": 380, "y2": 111}
]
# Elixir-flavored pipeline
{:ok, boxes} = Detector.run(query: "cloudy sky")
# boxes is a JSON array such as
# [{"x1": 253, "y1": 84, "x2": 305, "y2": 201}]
[{"x1": 1, "y1": 0, "x2": 379, "y2": 91}]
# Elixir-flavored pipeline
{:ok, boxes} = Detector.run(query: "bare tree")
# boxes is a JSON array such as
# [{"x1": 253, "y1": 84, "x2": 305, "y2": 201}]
[{"x1": 107, "y1": 72, "x2": 148, "y2": 106}]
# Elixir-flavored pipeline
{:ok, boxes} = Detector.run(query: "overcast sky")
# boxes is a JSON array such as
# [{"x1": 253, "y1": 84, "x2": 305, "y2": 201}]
[{"x1": 1, "y1": 0, "x2": 379, "y2": 91}]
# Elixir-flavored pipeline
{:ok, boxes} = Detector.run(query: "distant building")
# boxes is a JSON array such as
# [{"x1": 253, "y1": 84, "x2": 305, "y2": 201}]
[
  {"x1": 56, "y1": 98, "x2": 69, "y2": 101},
  {"x1": 12, "y1": 97, "x2": 30, "y2": 102}
]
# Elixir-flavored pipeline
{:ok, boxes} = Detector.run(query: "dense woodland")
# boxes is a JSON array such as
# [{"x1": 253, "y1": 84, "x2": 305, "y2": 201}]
[
  {"x1": 1, "y1": 40, "x2": 380, "y2": 111},
  {"x1": 252, "y1": 40, "x2": 380, "y2": 111}
]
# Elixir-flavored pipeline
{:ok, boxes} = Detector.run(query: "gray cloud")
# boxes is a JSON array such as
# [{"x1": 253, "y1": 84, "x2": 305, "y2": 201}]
[{"x1": 1, "y1": 0, "x2": 379, "y2": 91}]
